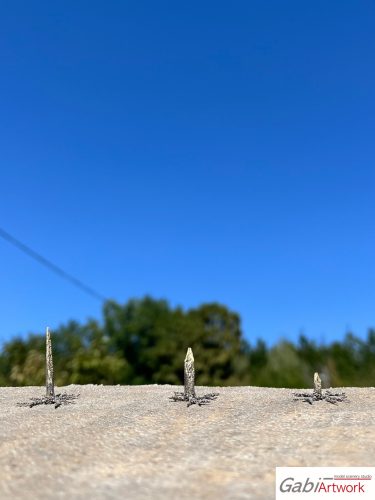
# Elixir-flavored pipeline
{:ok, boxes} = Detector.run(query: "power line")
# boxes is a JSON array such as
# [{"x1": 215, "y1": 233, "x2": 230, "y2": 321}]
[{"x1": 0, "y1": 226, "x2": 107, "y2": 303}]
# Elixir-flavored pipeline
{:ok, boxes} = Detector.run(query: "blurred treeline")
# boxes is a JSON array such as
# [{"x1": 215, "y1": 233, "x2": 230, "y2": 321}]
[{"x1": 0, "y1": 297, "x2": 374, "y2": 388}]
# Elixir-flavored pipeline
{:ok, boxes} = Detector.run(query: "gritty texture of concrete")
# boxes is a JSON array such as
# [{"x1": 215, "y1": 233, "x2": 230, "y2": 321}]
[{"x1": 0, "y1": 385, "x2": 374, "y2": 500}]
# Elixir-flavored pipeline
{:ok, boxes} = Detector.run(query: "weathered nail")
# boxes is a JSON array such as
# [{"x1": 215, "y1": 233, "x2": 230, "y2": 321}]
[
  {"x1": 313, "y1": 372, "x2": 322, "y2": 399},
  {"x1": 184, "y1": 347, "x2": 196, "y2": 400},
  {"x1": 46, "y1": 327, "x2": 55, "y2": 398}
]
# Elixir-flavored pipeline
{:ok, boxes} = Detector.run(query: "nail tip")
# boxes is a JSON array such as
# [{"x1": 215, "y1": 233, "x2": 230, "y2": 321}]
[{"x1": 185, "y1": 347, "x2": 194, "y2": 361}]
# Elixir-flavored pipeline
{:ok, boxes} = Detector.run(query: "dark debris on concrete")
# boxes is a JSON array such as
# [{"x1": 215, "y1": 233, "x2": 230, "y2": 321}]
[
  {"x1": 170, "y1": 391, "x2": 219, "y2": 407},
  {"x1": 17, "y1": 393, "x2": 79, "y2": 409},
  {"x1": 293, "y1": 389, "x2": 348, "y2": 405}
]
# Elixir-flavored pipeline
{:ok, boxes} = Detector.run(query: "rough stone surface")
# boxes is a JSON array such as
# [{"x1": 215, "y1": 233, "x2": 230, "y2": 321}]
[{"x1": 0, "y1": 385, "x2": 374, "y2": 500}]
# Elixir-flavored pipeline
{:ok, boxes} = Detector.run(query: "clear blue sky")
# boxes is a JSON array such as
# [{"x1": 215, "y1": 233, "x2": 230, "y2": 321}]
[{"x1": 1, "y1": 1, "x2": 374, "y2": 346}]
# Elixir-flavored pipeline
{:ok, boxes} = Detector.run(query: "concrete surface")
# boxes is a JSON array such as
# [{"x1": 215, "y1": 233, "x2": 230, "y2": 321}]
[{"x1": 0, "y1": 385, "x2": 374, "y2": 499}]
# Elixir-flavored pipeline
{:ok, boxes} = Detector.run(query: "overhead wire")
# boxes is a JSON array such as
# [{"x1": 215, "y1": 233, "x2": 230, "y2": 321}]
[{"x1": 0, "y1": 226, "x2": 107, "y2": 303}]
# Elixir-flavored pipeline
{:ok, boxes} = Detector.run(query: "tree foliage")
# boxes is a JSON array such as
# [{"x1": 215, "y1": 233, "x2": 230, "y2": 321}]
[{"x1": 0, "y1": 297, "x2": 374, "y2": 387}]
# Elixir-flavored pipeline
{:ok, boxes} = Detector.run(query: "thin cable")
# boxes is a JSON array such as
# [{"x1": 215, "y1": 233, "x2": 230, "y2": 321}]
[{"x1": 0, "y1": 226, "x2": 107, "y2": 302}]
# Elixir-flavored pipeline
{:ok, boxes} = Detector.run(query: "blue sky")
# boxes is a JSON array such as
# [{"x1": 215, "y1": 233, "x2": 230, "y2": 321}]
[{"x1": 1, "y1": 1, "x2": 374, "y2": 346}]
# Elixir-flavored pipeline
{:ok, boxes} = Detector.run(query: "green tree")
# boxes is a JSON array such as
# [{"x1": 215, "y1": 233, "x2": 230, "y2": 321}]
[
  {"x1": 185, "y1": 303, "x2": 251, "y2": 385},
  {"x1": 255, "y1": 341, "x2": 309, "y2": 388},
  {"x1": 1, "y1": 297, "x2": 375, "y2": 388},
  {"x1": 103, "y1": 298, "x2": 251, "y2": 385}
]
